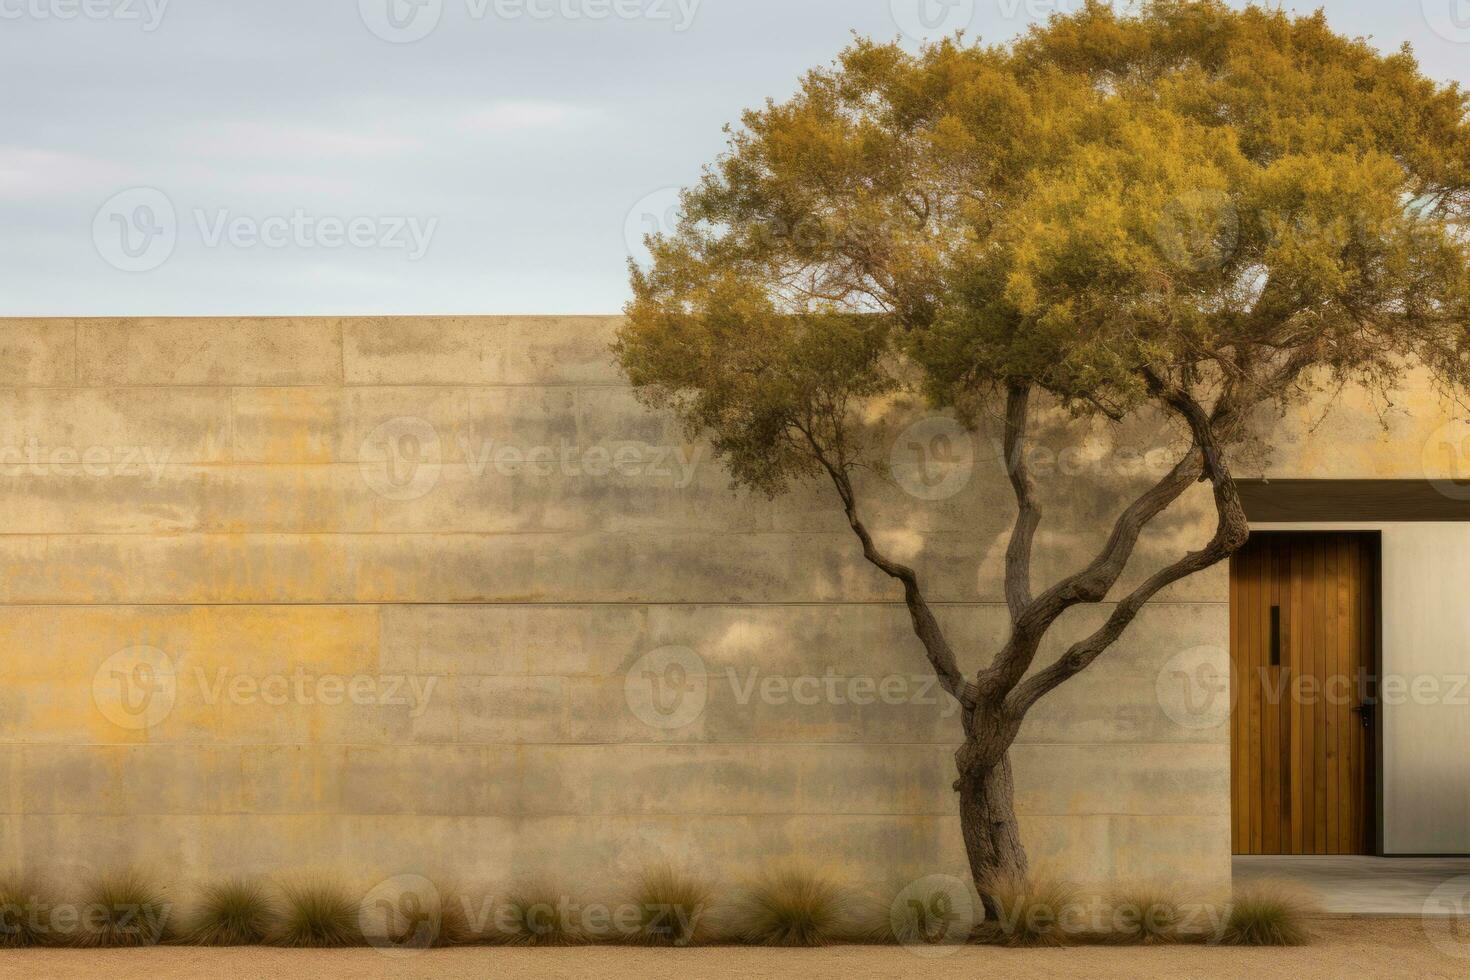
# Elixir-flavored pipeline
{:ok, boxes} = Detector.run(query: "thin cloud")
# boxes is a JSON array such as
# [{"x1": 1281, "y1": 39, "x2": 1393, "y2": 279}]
[
  {"x1": 190, "y1": 121, "x2": 423, "y2": 158},
  {"x1": 0, "y1": 146, "x2": 121, "y2": 199},
  {"x1": 458, "y1": 100, "x2": 598, "y2": 133}
]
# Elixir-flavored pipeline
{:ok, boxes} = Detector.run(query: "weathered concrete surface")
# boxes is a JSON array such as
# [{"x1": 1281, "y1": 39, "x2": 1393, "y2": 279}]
[
  {"x1": 0, "y1": 316, "x2": 1236, "y2": 893},
  {"x1": 1236, "y1": 855, "x2": 1470, "y2": 915}
]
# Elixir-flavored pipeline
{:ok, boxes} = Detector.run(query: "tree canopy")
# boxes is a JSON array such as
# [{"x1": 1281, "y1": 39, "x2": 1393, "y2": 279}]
[
  {"x1": 616, "y1": 0, "x2": 1470, "y2": 888},
  {"x1": 621, "y1": 0, "x2": 1470, "y2": 491}
]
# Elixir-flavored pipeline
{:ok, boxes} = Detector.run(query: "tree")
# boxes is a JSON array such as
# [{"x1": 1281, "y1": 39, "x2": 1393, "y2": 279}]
[{"x1": 616, "y1": 0, "x2": 1470, "y2": 906}]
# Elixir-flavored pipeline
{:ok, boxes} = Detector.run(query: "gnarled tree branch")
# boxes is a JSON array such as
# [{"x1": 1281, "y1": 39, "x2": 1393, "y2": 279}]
[
  {"x1": 981, "y1": 440, "x2": 1205, "y2": 699},
  {"x1": 795, "y1": 423, "x2": 982, "y2": 720},
  {"x1": 1006, "y1": 379, "x2": 1252, "y2": 715},
  {"x1": 1002, "y1": 383, "x2": 1041, "y2": 621}
]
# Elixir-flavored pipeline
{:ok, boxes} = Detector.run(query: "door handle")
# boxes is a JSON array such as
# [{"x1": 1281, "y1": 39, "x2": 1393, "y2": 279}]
[{"x1": 1352, "y1": 703, "x2": 1376, "y2": 729}]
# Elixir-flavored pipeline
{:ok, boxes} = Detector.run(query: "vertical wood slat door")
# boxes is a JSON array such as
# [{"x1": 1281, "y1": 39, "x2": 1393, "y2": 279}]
[{"x1": 1230, "y1": 532, "x2": 1375, "y2": 855}]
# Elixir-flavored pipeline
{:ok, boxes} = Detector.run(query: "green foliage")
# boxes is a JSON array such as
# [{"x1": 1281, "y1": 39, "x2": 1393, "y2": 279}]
[
  {"x1": 1223, "y1": 883, "x2": 1313, "y2": 946},
  {"x1": 619, "y1": 0, "x2": 1470, "y2": 491},
  {"x1": 628, "y1": 866, "x2": 712, "y2": 947},
  {"x1": 0, "y1": 875, "x2": 57, "y2": 948},
  {"x1": 181, "y1": 878, "x2": 279, "y2": 947},
  {"x1": 721, "y1": 867, "x2": 856, "y2": 947},
  {"x1": 76, "y1": 870, "x2": 172, "y2": 948},
  {"x1": 272, "y1": 880, "x2": 361, "y2": 948}
]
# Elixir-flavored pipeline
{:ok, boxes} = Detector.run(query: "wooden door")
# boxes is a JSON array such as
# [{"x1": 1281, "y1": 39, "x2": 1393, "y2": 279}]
[{"x1": 1230, "y1": 532, "x2": 1376, "y2": 855}]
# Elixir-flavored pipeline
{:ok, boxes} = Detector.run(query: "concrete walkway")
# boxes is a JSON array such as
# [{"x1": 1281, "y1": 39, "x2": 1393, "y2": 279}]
[{"x1": 1235, "y1": 856, "x2": 1470, "y2": 915}]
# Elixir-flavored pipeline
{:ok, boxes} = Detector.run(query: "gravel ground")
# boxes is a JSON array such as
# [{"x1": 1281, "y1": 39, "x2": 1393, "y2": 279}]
[{"x1": 0, "y1": 919, "x2": 1462, "y2": 979}]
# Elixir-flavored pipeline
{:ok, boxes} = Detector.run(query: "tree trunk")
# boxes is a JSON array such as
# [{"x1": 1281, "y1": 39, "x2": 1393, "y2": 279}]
[{"x1": 957, "y1": 750, "x2": 1028, "y2": 918}]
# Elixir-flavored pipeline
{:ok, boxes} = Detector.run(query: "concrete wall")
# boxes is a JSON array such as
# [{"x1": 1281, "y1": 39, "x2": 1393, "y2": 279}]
[{"x1": 0, "y1": 316, "x2": 1231, "y2": 892}]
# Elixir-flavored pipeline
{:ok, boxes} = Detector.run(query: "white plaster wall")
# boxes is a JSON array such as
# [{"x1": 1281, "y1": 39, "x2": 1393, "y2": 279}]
[{"x1": 1380, "y1": 524, "x2": 1470, "y2": 854}]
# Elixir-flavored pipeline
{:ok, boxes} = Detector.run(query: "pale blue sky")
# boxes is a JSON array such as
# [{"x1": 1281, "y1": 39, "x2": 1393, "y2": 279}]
[{"x1": 3, "y1": 0, "x2": 1467, "y2": 315}]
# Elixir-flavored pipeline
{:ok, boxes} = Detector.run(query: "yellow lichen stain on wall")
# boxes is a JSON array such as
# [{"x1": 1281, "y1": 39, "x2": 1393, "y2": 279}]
[
  {"x1": 239, "y1": 387, "x2": 345, "y2": 465},
  {"x1": 0, "y1": 605, "x2": 381, "y2": 750},
  {"x1": 1260, "y1": 365, "x2": 1466, "y2": 480}
]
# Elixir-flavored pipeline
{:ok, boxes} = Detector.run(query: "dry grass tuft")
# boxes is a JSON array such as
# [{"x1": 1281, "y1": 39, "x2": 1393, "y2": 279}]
[
  {"x1": 431, "y1": 886, "x2": 479, "y2": 948},
  {"x1": 75, "y1": 870, "x2": 172, "y2": 948},
  {"x1": 975, "y1": 873, "x2": 1079, "y2": 948},
  {"x1": 719, "y1": 866, "x2": 856, "y2": 947},
  {"x1": 1222, "y1": 882, "x2": 1314, "y2": 946},
  {"x1": 180, "y1": 878, "x2": 279, "y2": 947},
  {"x1": 0, "y1": 874, "x2": 58, "y2": 948},
  {"x1": 1107, "y1": 885, "x2": 1187, "y2": 945},
  {"x1": 271, "y1": 880, "x2": 362, "y2": 948},
  {"x1": 484, "y1": 884, "x2": 583, "y2": 947},
  {"x1": 627, "y1": 866, "x2": 712, "y2": 947},
  {"x1": 880, "y1": 878, "x2": 976, "y2": 948}
]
